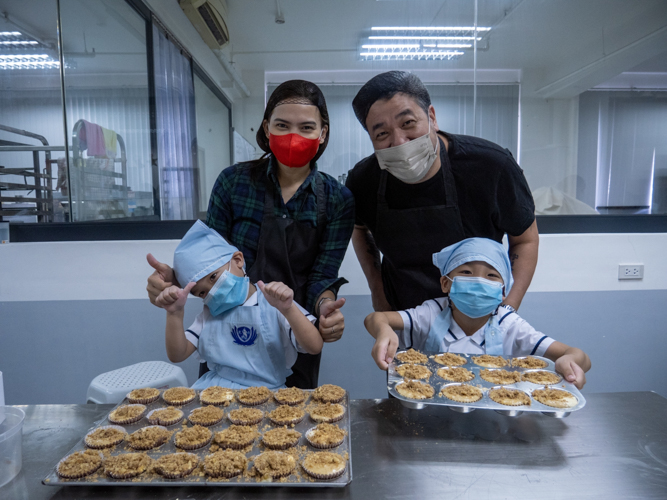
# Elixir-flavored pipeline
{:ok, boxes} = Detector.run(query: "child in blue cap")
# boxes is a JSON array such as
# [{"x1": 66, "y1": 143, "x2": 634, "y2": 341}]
[
  {"x1": 365, "y1": 237, "x2": 591, "y2": 388},
  {"x1": 153, "y1": 220, "x2": 323, "y2": 390}
]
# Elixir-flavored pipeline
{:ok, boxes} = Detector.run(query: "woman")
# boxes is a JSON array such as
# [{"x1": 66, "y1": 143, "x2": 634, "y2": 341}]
[{"x1": 147, "y1": 80, "x2": 355, "y2": 389}]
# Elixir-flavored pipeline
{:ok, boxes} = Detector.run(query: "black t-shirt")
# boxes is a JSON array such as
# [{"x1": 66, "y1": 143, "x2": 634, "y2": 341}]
[{"x1": 345, "y1": 132, "x2": 535, "y2": 243}]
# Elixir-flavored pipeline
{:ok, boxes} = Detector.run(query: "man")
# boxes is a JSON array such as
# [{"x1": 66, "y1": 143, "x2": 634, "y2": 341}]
[{"x1": 345, "y1": 71, "x2": 538, "y2": 313}]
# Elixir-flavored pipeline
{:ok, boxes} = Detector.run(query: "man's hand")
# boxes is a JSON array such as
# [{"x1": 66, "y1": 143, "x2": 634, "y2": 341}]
[
  {"x1": 371, "y1": 329, "x2": 399, "y2": 371},
  {"x1": 319, "y1": 298, "x2": 346, "y2": 343},
  {"x1": 146, "y1": 253, "x2": 178, "y2": 306},
  {"x1": 257, "y1": 281, "x2": 294, "y2": 315},
  {"x1": 555, "y1": 354, "x2": 587, "y2": 389},
  {"x1": 155, "y1": 282, "x2": 195, "y2": 314}
]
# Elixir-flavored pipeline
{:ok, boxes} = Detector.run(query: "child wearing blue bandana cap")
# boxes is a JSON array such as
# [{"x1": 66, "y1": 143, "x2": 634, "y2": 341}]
[
  {"x1": 152, "y1": 220, "x2": 323, "y2": 390},
  {"x1": 365, "y1": 237, "x2": 591, "y2": 388}
]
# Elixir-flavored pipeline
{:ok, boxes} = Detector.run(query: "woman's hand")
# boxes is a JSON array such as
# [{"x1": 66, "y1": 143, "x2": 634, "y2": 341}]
[
  {"x1": 155, "y1": 282, "x2": 195, "y2": 314},
  {"x1": 257, "y1": 281, "x2": 294, "y2": 315},
  {"x1": 319, "y1": 297, "x2": 346, "y2": 343},
  {"x1": 146, "y1": 253, "x2": 178, "y2": 306},
  {"x1": 555, "y1": 354, "x2": 587, "y2": 389}
]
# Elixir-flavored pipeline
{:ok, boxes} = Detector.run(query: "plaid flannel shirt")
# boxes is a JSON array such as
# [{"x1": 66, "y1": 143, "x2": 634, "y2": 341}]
[{"x1": 206, "y1": 156, "x2": 355, "y2": 314}]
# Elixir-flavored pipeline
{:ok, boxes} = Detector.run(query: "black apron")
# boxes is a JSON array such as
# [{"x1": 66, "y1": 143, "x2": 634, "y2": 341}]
[
  {"x1": 246, "y1": 172, "x2": 327, "y2": 389},
  {"x1": 373, "y1": 138, "x2": 466, "y2": 311}
]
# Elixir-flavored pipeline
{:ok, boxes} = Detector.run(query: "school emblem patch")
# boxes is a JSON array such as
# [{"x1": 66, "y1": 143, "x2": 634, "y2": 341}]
[{"x1": 231, "y1": 325, "x2": 258, "y2": 346}]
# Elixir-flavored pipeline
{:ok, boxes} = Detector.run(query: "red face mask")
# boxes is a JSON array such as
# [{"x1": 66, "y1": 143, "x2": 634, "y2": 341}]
[{"x1": 269, "y1": 133, "x2": 321, "y2": 168}]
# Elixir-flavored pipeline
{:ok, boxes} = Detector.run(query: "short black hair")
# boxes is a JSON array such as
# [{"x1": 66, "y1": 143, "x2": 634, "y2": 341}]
[{"x1": 352, "y1": 71, "x2": 431, "y2": 130}]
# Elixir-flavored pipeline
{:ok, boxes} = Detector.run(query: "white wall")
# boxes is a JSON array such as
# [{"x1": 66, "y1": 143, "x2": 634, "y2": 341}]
[{"x1": 1, "y1": 233, "x2": 666, "y2": 302}]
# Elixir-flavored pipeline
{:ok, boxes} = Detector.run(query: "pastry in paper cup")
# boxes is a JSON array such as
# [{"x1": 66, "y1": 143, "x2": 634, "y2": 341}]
[
  {"x1": 146, "y1": 406, "x2": 184, "y2": 426},
  {"x1": 200, "y1": 386, "x2": 234, "y2": 406},
  {"x1": 511, "y1": 356, "x2": 548, "y2": 369},
  {"x1": 127, "y1": 425, "x2": 171, "y2": 450},
  {"x1": 521, "y1": 370, "x2": 562, "y2": 385},
  {"x1": 480, "y1": 369, "x2": 521, "y2": 385},
  {"x1": 273, "y1": 387, "x2": 307, "y2": 406},
  {"x1": 57, "y1": 450, "x2": 103, "y2": 479},
  {"x1": 237, "y1": 386, "x2": 272, "y2": 406},
  {"x1": 268, "y1": 405, "x2": 305, "y2": 426},
  {"x1": 301, "y1": 451, "x2": 346, "y2": 480},
  {"x1": 103, "y1": 452, "x2": 152, "y2": 479},
  {"x1": 532, "y1": 387, "x2": 578, "y2": 408},
  {"x1": 127, "y1": 387, "x2": 160, "y2": 404},
  {"x1": 228, "y1": 407, "x2": 263, "y2": 425},
  {"x1": 489, "y1": 387, "x2": 531, "y2": 406},
  {"x1": 187, "y1": 405, "x2": 225, "y2": 426},
  {"x1": 395, "y1": 348, "x2": 428, "y2": 364},
  {"x1": 261, "y1": 427, "x2": 301, "y2": 450},
  {"x1": 432, "y1": 352, "x2": 467, "y2": 366},
  {"x1": 204, "y1": 449, "x2": 248, "y2": 478},
  {"x1": 305, "y1": 423, "x2": 346, "y2": 449},
  {"x1": 436, "y1": 367, "x2": 474, "y2": 382},
  {"x1": 395, "y1": 380, "x2": 434, "y2": 400},
  {"x1": 174, "y1": 425, "x2": 213, "y2": 450},
  {"x1": 154, "y1": 452, "x2": 199, "y2": 479},
  {"x1": 108, "y1": 404, "x2": 146, "y2": 425},
  {"x1": 439, "y1": 383, "x2": 483, "y2": 403},
  {"x1": 312, "y1": 384, "x2": 346, "y2": 403},
  {"x1": 472, "y1": 354, "x2": 507, "y2": 368},
  {"x1": 253, "y1": 451, "x2": 296, "y2": 479},
  {"x1": 84, "y1": 425, "x2": 127, "y2": 449},
  {"x1": 214, "y1": 425, "x2": 258, "y2": 450},
  {"x1": 162, "y1": 387, "x2": 196, "y2": 406},
  {"x1": 396, "y1": 364, "x2": 432, "y2": 380},
  {"x1": 308, "y1": 403, "x2": 345, "y2": 423}
]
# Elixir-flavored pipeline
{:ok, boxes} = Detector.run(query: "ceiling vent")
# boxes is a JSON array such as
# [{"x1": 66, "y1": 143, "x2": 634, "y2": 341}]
[{"x1": 179, "y1": 0, "x2": 230, "y2": 49}]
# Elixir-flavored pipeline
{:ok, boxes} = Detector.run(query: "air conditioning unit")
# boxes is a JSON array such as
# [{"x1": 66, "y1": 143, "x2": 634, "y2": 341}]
[{"x1": 179, "y1": 0, "x2": 230, "y2": 49}]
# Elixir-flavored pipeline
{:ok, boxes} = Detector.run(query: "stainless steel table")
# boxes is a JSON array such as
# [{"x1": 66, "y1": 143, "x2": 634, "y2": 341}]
[{"x1": 3, "y1": 392, "x2": 667, "y2": 499}]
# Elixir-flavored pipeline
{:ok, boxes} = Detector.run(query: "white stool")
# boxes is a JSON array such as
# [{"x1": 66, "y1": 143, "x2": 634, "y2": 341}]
[{"x1": 86, "y1": 361, "x2": 188, "y2": 404}]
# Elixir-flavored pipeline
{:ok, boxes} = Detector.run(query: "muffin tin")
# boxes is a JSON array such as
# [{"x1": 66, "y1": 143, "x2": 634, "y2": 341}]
[
  {"x1": 388, "y1": 351, "x2": 586, "y2": 418},
  {"x1": 43, "y1": 387, "x2": 352, "y2": 488}
]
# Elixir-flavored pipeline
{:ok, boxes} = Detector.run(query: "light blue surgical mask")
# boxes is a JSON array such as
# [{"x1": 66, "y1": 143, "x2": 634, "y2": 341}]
[
  {"x1": 447, "y1": 276, "x2": 503, "y2": 318},
  {"x1": 203, "y1": 263, "x2": 250, "y2": 316}
]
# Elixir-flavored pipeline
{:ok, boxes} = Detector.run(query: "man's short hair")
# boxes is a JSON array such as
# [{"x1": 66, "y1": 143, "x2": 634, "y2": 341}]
[{"x1": 352, "y1": 71, "x2": 431, "y2": 130}]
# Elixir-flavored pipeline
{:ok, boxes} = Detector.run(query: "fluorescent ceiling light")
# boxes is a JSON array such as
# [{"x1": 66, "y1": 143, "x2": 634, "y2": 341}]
[
  {"x1": 0, "y1": 41, "x2": 39, "y2": 45},
  {"x1": 0, "y1": 54, "x2": 51, "y2": 60},
  {"x1": 0, "y1": 61, "x2": 59, "y2": 69},
  {"x1": 361, "y1": 44, "x2": 420, "y2": 49},
  {"x1": 437, "y1": 43, "x2": 472, "y2": 48},
  {"x1": 360, "y1": 50, "x2": 464, "y2": 60},
  {"x1": 370, "y1": 36, "x2": 481, "y2": 40},
  {"x1": 0, "y1": 31, "x2": 23, "y2": 36},
  {"x1": 372, "y1": 26, "x2": 491, "y2": 31}
]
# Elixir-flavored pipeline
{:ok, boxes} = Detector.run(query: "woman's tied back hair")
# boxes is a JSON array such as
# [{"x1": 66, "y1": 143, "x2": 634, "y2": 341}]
[
  {"x1": 352, "y1": 71, "x2": 432, "y2": 130},
  {"x1": 256, "y1": 80, "x2": 330, "y2": 163}
]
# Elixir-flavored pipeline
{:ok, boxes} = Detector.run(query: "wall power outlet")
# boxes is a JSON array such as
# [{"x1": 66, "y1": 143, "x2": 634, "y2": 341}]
[{"x1": 618, "y1": 264, "x2": 644, "y2": 280}]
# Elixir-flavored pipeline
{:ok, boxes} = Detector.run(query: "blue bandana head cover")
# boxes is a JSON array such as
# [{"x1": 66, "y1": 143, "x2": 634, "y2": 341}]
[
  {"x1": 432, "y1": 237, "x2": 513, "y2": 294},
  {"x1": 173, "y1": 220, "x2": 240, "y2": 287}
]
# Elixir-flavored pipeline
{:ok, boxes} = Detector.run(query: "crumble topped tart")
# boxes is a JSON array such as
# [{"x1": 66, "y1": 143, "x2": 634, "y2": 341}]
[
  {"x1": 532, "y1": 387, "x2": 578, "y2": 408},
  {"x1": 127, "y1": 387, "x2": 160, "y2": 404},
  {"x1": 480, "y1": 369, "x2": 521, "y2": 385},
  {"x1": 188, "y1": 405, "x2": 225, "y2": 426},
  {"x1": 147, "y1": 406, "x2": 184, "y2": 426},
  {"x1": 253, "y1": 451, "x2": 296, "y2": 479},
  {"x1": 261, "y1": 427, "x2": 302, "y2": 450},
  {"x1": 512, "y1": 356, "x2": 548, "y2": 369},
  {"x1": 440, "y1": 384, "x2": 483, "y2": 403},
  {"x1": 84, "y1": 426, "x2": 126, "y2": 449},
  {"x1": 200, "y1": 386, "x2": 234, "y2": 406},
  {"x1": 103, "y1": 452, "x2": 152, "y2": 479},
  {"x1": 489, "y1": 387, "x2": 531, "y2": 406},
  {"x1": 432, "y1": 352, "x2": 467, "y2": 366},
  {"x1": 57, "y1": 450, "x2": 103, "y2": 479},
  {"x1": 268, "y1": 405, "x2": 305, "y2": 426},
  {"x1": 472, "y1": 354, "x2": 508, "y2": 368},
  {"x1": 204, "y1": 449, "x2": 248, "y2": 478},
  {"x1": 395, "y1": 348, "x2": 428, "y2": 364},
  {"x1": 312, "y1": 384, "x2": 346, "y2": 404},
  {"x1": 436, "y1": 367, "x2": 475, "y2": 382},
  {"x1": 154, "y1": 452, "x2": 199, "y2": 479},
  {"x1": 127, "y1": 425, "x2": 171, "y2": 450},
  {"x1": 214, "y1": 425, "x2": 259, "y2": 449},
  {"x1": 308, "y1": 403, "x2": 345, "y2": 423},
  {"x1": 395, "y1": 380, "x2": 435, "y2": 400},
  {"x1": 305, "y1": 423, "x2": 346, "y2": 449},
  {"x1": 396, "y1": 364, "x2": 432, "y2": 380},
  {"x1": 301, "y1": 451, "x2": 346, "y2": 480},
  {"x1": 108, "y1": 404, "x2": 146, "y2": 425},
  {"x1": 274, "y1": 387, "x2": 307, "y2": 405},
  {"x1": 522, "y1": 370, "x2": 561, "y2": 385},
  {"x1": 237, "y1": 386, "x2": 272, "y2": 406},
  {"x1": 174, "y1": 425, "x2": 213, "y2": 450},
  {"x1": 228, "y1": 407, "x2": 264, "y2": 425},
  {"x1": 162, "y1": 387, "x2": 196, "y2": 406}
]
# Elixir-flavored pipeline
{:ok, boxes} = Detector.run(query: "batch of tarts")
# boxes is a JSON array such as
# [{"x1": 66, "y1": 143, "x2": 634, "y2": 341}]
[
  {"x1": 52, "y1": 384, "x2": 350, "y2": 485},
  {"x1": 391, "y1": 348, "x2": 584, "y2": 413}
]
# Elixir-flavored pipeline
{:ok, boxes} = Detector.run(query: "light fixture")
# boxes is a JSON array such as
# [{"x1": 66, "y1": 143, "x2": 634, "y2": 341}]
[
  {"x1": 360, "y1": 26, "x2": 490, "y2": 61},
  {"x1": 0, "y1": 53, "x2": 60, "y2": 69},
  {"x1": 0, "y1": 31, "x2": 22, "y2": 36},
  {"x1": 275, "y1": 0, "x2": 285, "y2": 24},
  {"x1": 0, "y1": 40, "x2": 38, "y2": 45}
]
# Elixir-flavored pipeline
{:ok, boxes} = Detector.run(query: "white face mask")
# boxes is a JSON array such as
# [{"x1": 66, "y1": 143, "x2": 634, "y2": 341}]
[{"x1": 374, "y1": 123, "x2": 439, "y2": 184}]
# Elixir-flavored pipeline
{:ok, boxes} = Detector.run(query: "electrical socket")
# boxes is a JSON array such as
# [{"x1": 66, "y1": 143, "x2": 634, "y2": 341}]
[{"x1": 618, "y1": 264, "x2": 644, "y2": 280}]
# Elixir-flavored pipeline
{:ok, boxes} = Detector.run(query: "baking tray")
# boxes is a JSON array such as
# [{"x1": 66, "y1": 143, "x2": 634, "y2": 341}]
[
  {"x1": 42, "y1": 388, "x2": 352, "y2": 487},
  {"x1": 387, "y1": 351, "x2": 586, "y2": 418}
]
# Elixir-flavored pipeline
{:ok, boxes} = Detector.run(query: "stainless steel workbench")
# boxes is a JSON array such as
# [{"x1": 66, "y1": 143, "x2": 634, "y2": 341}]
[{"x1": 3, "y1": 392, "x2": 667, "y2": 499}]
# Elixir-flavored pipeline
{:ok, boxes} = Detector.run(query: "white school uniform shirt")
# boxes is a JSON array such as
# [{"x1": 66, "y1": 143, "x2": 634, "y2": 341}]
[
  {"x1": 185, "y1": 291, "x2": 314, "y2": 366},
  {"x1": 396, "y1": 297, "x2": 555, "y2": 357}
]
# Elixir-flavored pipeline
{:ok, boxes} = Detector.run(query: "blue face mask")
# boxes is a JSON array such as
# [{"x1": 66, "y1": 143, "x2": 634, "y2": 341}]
[
  {"x1": 203, "y1": 264, "x2": 250, "y2": 316},
  {"x1": 448, "y1": 276, "x2": 503, "y2": 318}
]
